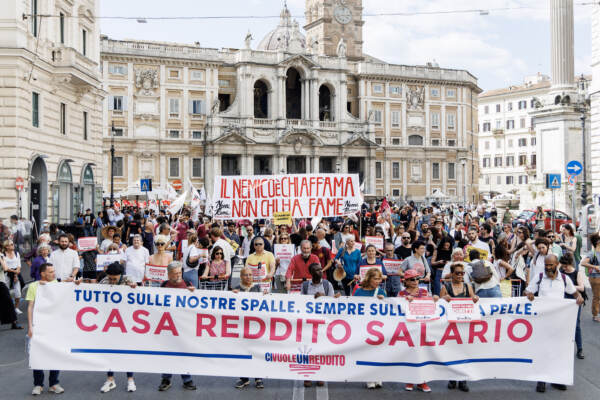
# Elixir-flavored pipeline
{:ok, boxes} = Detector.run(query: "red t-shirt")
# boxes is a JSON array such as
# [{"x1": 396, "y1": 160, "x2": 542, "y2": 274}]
[
  {"x1": 161, "y1": 279, "x2": 191, "y2": 289},
  {"x1": 285, "y1": 254, "x2": 320, "y2": 281},
  {"x1": 311, "y1": 247, "x2": 331, "y2": 270},
  {"x1": 397, "y1": 288, "x2": 429, "y2": 298}
]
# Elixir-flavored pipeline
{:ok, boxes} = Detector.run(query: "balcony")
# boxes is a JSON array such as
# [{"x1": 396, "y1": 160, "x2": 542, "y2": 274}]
[
  {"x1": 51, "y1": 46, "x2": 99, "y2": 86},
  {"x1": 286, "y1": 119, "x2": 310, "y2": 128},
  {"x1": 493, "y1": 128, "x2": 504, "y2": 135},
  {"x1": 319, "y1": 121, "x2": 337, "y2": 129},
  {"x1": 253, "y1": 118, "x2": 274, "y2": 126},
  {"x1": 525, "y1": 163, "x2": 537, "y2": 175}
]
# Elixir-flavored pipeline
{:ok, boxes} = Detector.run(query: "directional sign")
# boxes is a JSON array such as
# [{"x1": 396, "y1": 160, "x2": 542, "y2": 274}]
[
  {"x1": 566, "y1": 160, "x2": 583, "y2": 176},
  {"x1": 545, "y1": 173, "x2": 561, "y2": 189},
  {"x1": 140, "y1": 179, "x2": 152, "y2": 192},
  {"x1": 15, "y1": 177, "x2": 24, "y2": 191},
  {"x1": 568, "y1": 174, "x2": 576, "y2": 189}
]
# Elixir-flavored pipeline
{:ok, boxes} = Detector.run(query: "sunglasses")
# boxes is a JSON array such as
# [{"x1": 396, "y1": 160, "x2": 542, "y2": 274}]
[
  {"x1": 453, "y1": 271, "x2": 465, "y2": 275},
  {"x1": 405, "y1": 278, "x2": 418, "y2": 282},
  {"x1": 215, "y1": 252, "x2": 223, "y2": 255},
  {"x1": 156, "y1": 242, "x2": 166, "y2": 246},
  {"x1": 254, "y1": 243, "x2": 264, "y2": 246},
  {"x1": 402, "y1": 237, "x2": 411, "y2": 240},
  {"x1": 280, "y1": 236, "x2": 289, "y2": 239}
]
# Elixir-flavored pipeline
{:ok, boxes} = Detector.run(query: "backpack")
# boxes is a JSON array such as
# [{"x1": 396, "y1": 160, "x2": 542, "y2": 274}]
[
  {"x1": 533, "y1": 272, "x2": 567, "y2": 298},
  {"x1": 301, "y1": 279, "x2": 332, "y2": 296},
  {"x1": 470, "y1": 260, "x2": 492, "y2": 283}
]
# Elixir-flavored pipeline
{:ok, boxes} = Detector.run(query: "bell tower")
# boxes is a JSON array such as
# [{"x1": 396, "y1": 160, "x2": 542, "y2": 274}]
[{"x1": 304, "y1": 0, "x2": 364, "y2": 60}]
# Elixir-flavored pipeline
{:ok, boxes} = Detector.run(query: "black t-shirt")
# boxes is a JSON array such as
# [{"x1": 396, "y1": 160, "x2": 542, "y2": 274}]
[{"x1": 394, "y1": 246, "x2": 412, "y2": 261}]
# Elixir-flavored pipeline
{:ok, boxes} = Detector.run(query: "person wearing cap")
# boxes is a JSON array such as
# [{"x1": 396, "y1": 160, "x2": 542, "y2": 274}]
[
  {"x1": 397, "y1": 269, "x2": 433, "y2": 392},
  {"x1": 97, "y1": 262, "x2": 137, "y2": 393}
]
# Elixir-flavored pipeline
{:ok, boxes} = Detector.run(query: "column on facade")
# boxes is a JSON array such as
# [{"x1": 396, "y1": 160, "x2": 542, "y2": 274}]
[
  {"x1": 384, "y1": 98, "x2": 391, "y2": 146},
  {"x1": 160, "y1": 65, "x2": 166, "y2": 139},
  {"x1": 311, "y1": 78, "x2": 319, "y2": 122},
  {"x1": 338, "y1": 77, "x2": 348, "y2": 123},
  {"x1": 159, "y1": 155, "x2": 166, "y2": 187},
  {"x1": 460, "y1": 99, "x2": 466, "y2": 148},
  {"x1": 424, "y1": 85, "x2": 431, "y2": 146},
  {"x1": 441, "y1": 105, "x2": 446, "y2": 145},
  {"x1": 358, "y1": 79, "x2": 366, "y2": 120},
  {"x1": 126, "y1": 154, "x2": 134, "y2": 186},
  {"x1": 402, "y1": 160, "x2": 408, "y2": 198},
  {"x1": 183, "y1": 156, "x2": 190, "y2": 183},
  {"x1": 401, "y1": 87, "x2": 408, "y2": 145},
  {"x1": 278, "y1": 70, "x2": 286, "y2": 120},
  {"x1": 442, "y1": 161, "x2": 448, "y2": 193},
  {"x1": 313, "y1": 156, "x2": 319, "y2": 173},
  {"x1": 550, "y1": 0, "x2": 575, "y2": 91},
  {"x1": 384, "y1": 157, "x2": 391, "y2": 197},
  {"x1": 425, "y1": 161, "x2": 431, "y2": 196}
]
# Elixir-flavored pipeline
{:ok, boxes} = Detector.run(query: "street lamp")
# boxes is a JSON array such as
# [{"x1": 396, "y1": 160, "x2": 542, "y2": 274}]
[
  {"x1": 576, "y1": 74, "x2": 589, "y2": 208},
  {"x1": 110, "y1": 121, "x2": 115, "y2": 207}
]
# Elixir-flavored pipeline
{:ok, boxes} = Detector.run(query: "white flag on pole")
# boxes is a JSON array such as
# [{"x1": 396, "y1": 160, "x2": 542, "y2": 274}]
[
  {"x1": 167, "y1": 191, "x2": 187, "y2": 216},
  {"x1": 187, "y1": 179, "x2": 202, "y2": 209}
]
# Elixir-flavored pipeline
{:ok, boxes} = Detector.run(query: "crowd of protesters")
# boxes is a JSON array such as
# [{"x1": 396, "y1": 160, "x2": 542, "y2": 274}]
[{"x1": 0, "y1": 199, "x2": 595, "y2": 395}]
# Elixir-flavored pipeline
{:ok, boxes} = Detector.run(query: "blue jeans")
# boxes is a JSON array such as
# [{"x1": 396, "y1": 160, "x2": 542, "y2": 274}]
[
  {"x1": 477, "y1": 285, "x2": 502, "y2": 298},
  {"x1": 575, "y1": 306, "x2": 582, "y2": 351},
  {"x1": 33, "y1": 370, "x2": 59, "y2": 387},
  {"x1": 431, "y1": 269, "x2": 443, "y2": 296},
  {"x1": 386, "y1": 275, "x2": 402, "y2": 298},
  {"x1": 183, "y1": 269, "x2": 198, "y2": 288},
  {"x1": 162, "y1": 373, "x2": 193, "y2": 383},
  {"x1": 107, "y1": 372, "x2": 133, "y2": 378}
]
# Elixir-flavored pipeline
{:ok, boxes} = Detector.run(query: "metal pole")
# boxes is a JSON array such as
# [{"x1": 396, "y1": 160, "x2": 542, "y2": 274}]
[
  {"x1": 552, "y1": 189, "x2": 556, "y2": 233},
  {"x1": 110, "y1": 121, "x2": 115, "y2": 207},
  {"x1": 581, "y1": 113, "x2": 587, "y2": 208}
]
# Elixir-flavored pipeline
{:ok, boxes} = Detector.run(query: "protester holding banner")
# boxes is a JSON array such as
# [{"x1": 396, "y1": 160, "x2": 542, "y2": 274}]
[
  {"x1": 27, "y1": 263, "x2": 62, "y2": 395},
  {"x1": 209, "y1": 228, "x2": 235, "y2": 264},
  {"x1": 158, "y1": 262, "x2": 197, "y2": 391},
  {"x1": 529, "y1": 238, "x2": 551, "y2": 283},
  {"x1": 352, "y1": 267, "x2": 385, "y2": 389},
  {"x1": 440, "y1": 262, "x2": 478, "y2": 393},
  {"x1": 309, "y1": 235, "x2": 333, "y2": 283},
  {"x1": 286, "y1": 240, "x2": 320, "y2": 293},
  {"x1": 149, "y1": 235, "x2": 173, "y2": 267},
  {"x1": 97, "y1": 262, "x2": 138, "y2": 393},
  {"x1": 201, "y1": 246, "x2": 231, "y2": 283},
  {"x1": 382, "y1": 242, "x2": 402, "y2": 297},
  {"x1": 558, "y1": 252, "x2": 586, "y2": 360},
  {"x1": 400, "y1": 241, "x2": 431, "y2": 283},
  {"x1": 125, "y1": 235, "x2": 150, "y2": 285},
  {"x1": 360, "y1": 244, "x2": 387, "y2": 279},
  {"x1": 274, "y1": 233, "x2": 294, "y2": 292},
  {"x1": 231, "y1": 266, "x2": 264, "y2": 389},
  {"x1": 525, "y1": 254, "x2": 582, "y2": 393},
  {"x1": 334, "y1": 237, "x2": 362, "y2": 295},
  {"x1": 397, "y1": 269, "x2": 432, "y2": 393},
  {"x1": 430, "y1": 237, "x2": 453, "y2": 296}
]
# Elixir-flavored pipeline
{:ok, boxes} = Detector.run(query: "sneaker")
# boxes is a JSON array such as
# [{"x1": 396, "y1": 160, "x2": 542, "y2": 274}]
[
  {"x1": 32, "y1": 386, "x2": 43, "y2": 395},
  {"x1": 182, "y1": 381, "x2": 196, "y2": 391},
  {"x1": 127, "y1": 380, "x2": 136, "y2": 392},
  {"x1": 15, "y1": 308, "x2": 22, "y2": 315},
  {"x1": 458, "y1": 381, "x2": 469, "y2": 392},
  {"x1": 551, "y1": 383, "x2": 567, "y2": 391},
  {"x1": 100, "y1": 380, "x2": 116, "y2": 393},
  {"x1": 158, "y1": 379, "x2": 172, "y2": 391},
  {"x1": 255, "y1": 379, "x2": 264, "y2": 389},
  {"x1": 448, "y1": 381, "x2": 457, "y2": 389},
  {"x1": 593, "y1": 316, "x2": 600, "y2": 322},
  {"x1": 375, "y1": 382, "x2": 383, "y2": 388},
  {"x1": 405, "y1": 384, "x2": 414, "y2": 391},
  {"x1": 235, "y1": 379, "x2": 250, "y2": 389},
  {"x1": 536, "y1": 382, "x2": 546, "y2": 393},
  {"x1": 316, "y1": 381, "x2": 325, "y2": 387},
  {"x1": 304, "y1": 381, "x2": 312, "y2": 388},
  {"x1": 366, "y1": 382, "x2": 376, "y2": 389},
  {"x1": 577, "y1": 349, "x2": 585, "y2": 360},
  {"x1": 49, "y1": 384, "x2": 65, "y2": 394},
  {"x1": 418, "y1": 383, "x2": 432, "y2": 392}
]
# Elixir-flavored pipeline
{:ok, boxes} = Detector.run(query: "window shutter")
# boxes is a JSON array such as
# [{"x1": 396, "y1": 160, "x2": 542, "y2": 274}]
[
  {"x1": 122, "y1": 97, "x2": 128, "y2": 111},
  {"x1": 188, "y1": 99, "x2": 194, "y2": 114},
  {"x1": 200, "y1": 100, "x2": 206, "y2": 115},
  {"x1": 108, "y1": 96, "x2": 114, "y2": 110}
]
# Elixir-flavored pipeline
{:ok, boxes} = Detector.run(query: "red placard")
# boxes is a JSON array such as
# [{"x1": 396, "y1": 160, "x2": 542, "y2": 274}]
[{"x1": 16, "y1": 177, "x2": 24, "y2": 191}]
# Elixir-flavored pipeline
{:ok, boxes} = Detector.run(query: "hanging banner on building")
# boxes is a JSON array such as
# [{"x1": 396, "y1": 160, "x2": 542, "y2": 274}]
[
  {"x1": 30, "y1": 284, "x2": 577, "y2": 385},
  {"x1": 212, "y1": 174, "x2": 362, "y2": 219}
]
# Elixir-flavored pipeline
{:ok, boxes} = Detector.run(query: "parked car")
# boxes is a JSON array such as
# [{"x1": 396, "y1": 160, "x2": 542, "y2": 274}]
[{"x1": 511, "y1": 209, "x2": 578, "y2": 233}]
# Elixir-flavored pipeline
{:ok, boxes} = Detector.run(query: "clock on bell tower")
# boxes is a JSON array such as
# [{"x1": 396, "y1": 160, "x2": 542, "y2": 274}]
[{"x1": 304, "y1": 0, "x2": 364, "y2": 60}]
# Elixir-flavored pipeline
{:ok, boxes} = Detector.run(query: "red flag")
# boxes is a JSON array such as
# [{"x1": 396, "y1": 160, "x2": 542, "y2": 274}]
[{"x1": 381, "y1": 197, "x2": 390, "y2": 213}]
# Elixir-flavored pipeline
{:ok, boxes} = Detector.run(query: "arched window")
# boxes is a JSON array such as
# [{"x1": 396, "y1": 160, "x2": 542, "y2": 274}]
[
  {"x1": 319, "y1": 85, "x2": 333, "y2": 121},
  {"x1": 57, "y1": 161, "x2": 73, "y2": 223},
  {"x1": 286, "y1": 68, "x2": 302, "y2": 119},
  {"x1": 408, "y1": 135, "x2": 424, "y2": 146},
  {"x1": 555, "y1": 95, "x2": 561, "y2": 105},
  {"x1": 253, "y1": 80, "x2": 269, "y2": 118}
]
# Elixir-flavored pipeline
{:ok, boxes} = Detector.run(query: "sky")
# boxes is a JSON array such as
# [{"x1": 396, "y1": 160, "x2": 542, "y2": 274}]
[{"x1": 99, "y1": 0, "x2": 593, "y2": 92}]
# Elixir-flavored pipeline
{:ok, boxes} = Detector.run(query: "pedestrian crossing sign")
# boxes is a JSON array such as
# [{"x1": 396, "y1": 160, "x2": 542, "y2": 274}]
[
  {"x1": 140, "y1": 179, "x2": 152, "y2": 192},
  {"x1": 545, "y1": 174, "x2": 561, "y2": 189}
]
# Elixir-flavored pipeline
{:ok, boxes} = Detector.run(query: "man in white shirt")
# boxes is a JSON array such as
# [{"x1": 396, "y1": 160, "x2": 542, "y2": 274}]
[
  {"x1": 525, "y1": 253, "x2": 582, "y2": 393},
  {"x1": 315, "y1": 228, "x2": 331, "y2": 250},
  {"x1": 240, "y1": 226, "x2": 255, "y2": 260},
  {"x1": 209, "y1": 227, "x2": 234, "y2": 263},
  {"x1": 125, "y1": 235, "x2": 150, "y2": 284},
  {"x1": 465, "y1": 226, "x2": 491, "y2": 261},
  {"x1": 48, "y1": 234, "x2": 79, "y2": 281}
]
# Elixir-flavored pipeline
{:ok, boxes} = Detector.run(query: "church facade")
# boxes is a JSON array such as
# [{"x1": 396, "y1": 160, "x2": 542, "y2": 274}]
[{"x1": 101, "y1": 0, "x2": 481, "y2": 203}]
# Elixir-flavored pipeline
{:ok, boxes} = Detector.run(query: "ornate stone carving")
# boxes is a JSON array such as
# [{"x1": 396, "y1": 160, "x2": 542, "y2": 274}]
[
  {"x1": 134, "y1": 68, "x2": 159, "y2": 96},
  {"x1": 337, "y1": 38, "x2": 347, "y2": 58},
  {"x1": 406, "y1": 86, "x2": 425, "y2": 110}
]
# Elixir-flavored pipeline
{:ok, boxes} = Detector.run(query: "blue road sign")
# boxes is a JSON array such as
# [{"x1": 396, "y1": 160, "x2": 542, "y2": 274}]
[
  {"x1": 545, "y1": 174, "x2": 561, "y2": 189},
  {"x1": 140, "y1": 179, "x2": 152, "y2": 192},
  {"x1": 566, "y1": 160, "x2": 583, "y2": 176}
]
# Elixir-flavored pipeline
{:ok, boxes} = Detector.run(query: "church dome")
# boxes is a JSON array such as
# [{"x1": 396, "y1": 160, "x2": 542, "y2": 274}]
[{"x1": 257, "y1": 4, "x2": 306, "y2": 53}]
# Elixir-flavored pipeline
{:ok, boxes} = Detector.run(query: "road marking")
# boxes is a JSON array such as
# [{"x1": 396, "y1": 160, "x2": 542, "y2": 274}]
[
  {"x1": 292, "y1": 380, "x2": 305, "y2": 400},
  {"x1": 316, "y1": 382, "x2": 329, "y2": 400}
]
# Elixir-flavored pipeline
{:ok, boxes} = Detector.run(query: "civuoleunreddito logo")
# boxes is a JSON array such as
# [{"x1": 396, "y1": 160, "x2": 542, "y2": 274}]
[{"x1": 265, "y1": 346, "x2": 346, "y2": 377}]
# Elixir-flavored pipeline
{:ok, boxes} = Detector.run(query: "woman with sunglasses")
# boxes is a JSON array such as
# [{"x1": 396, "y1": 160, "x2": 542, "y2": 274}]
[
  {"x1": 274, "y1": 233, "x2": 294, "y2": 292},
  {"x1": 149, "y1": 234, "x2": 173, "y2": 267},
  {"x1": 398, "y1": 269, "x2": 434, "y2": 392},
  {"x1": 440, "y1": 262, "x2": 478, "y2": 392},
  {"x1": 201, "y1": 245, "x2": 231, "y2": 282}
]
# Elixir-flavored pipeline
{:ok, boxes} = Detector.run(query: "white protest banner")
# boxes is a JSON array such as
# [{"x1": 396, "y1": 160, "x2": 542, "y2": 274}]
[
  {"x1": 405, "y1": 298, "x2": 439, "y2": 322},
  {"x1": 359, "y1": 265, "x2": 382, "y2": 280},
  {"x1": 144, "y1": 264, "x2": 168, "y2": 282},
  {"x1": 77, "y1": 237, "x2": 97, "y2": 252},
  {"x1": 274, "y1": 244, "x2": 294, "y2": 264},
  {"x1": 96, "y1": 254, "x2": 123, "y2": 272},
  {"x1": 247, "y1": 263, "x2": 267, "y2": 281},
  {"x1": 447, "y1": 299, "x2": 481, "y2": 323},
  {"x1": 365, "y1": 236, "x2": 384, "y2": 250},
  {"x1": 382, "y1": 259, "x2": 402, "y2": 275},
  {"x1": 30, "y1": 286, "x2": 578, "y2": 385},
  {"x1": 354, "y1": 242, "x2": 363, "y2": 252},
  {"x1": 212, "y1": 174, "x2": 362, "y2": 220}
]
